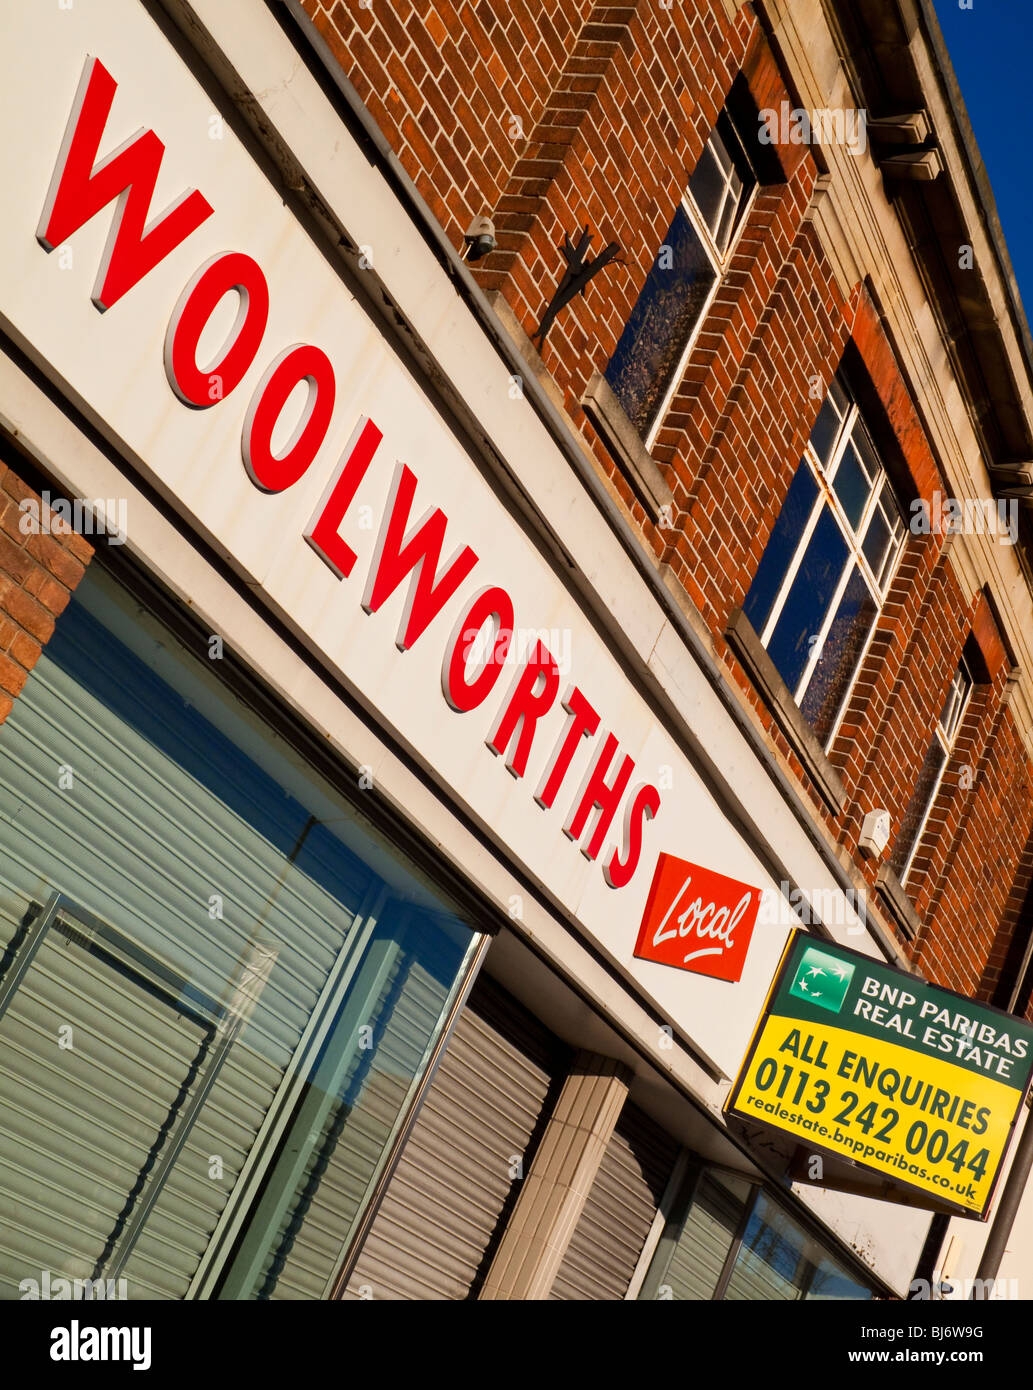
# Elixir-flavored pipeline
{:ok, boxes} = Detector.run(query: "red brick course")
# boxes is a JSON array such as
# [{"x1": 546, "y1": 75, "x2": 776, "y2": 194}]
[{"x1": 0, "y1": 462, "x2": 93, "y2": 720}]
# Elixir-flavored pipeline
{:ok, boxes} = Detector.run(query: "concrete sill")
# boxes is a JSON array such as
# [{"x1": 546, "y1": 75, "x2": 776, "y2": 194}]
[
  {"x1": 580, "y1": 372, "x2": 674, "y2": 520},
  {"x1": 875, "y1": 864, "x2": 923, "y2": 941},
  {"x1": 725, "y1": 607, "x2": 848, "y2": 816},
  {"x1": 485, "y1": 291, "x2": 567, "y2": 415}
]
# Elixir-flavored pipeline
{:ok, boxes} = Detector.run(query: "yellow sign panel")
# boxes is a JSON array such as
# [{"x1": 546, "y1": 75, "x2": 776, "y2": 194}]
[
  {"x1": 725, "y1": 934, "x2": 1033, "y2": 1217},
  {"x1": 735, "y1": 1014, "x2": 1016, "y2": 1212}
]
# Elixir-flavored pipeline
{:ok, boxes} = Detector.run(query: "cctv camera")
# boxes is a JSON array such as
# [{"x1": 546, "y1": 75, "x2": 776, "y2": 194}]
[{"x1": 464, "y1": 214, "x2": 496, "y2": 261}]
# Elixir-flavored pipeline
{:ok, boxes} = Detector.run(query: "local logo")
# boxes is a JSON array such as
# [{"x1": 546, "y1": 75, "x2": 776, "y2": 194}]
[
  {"x1": 634, "y1": 853, "x2": 762, "y2": 983},
  {"x1": 788, "y1": 944, "x2": 854, "y2": 1014}
]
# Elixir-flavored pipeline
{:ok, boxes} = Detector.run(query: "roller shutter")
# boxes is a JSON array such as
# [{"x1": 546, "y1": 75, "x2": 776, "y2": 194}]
[
  {"x1": 0, "y1": 906, "x2": 218, "y2": 1296},
  {"x1": 663, "y1": 1173, "x2": 746, "y2": 1299},
  {"x1": 344, "y1": 974, "x2": 567, "y2": 1300},
  {"x1": 0, "y1": 582, "x2": 388, "y2": 1300},
  {"x1": 549, "y1": 1102, "x2": 678, "y2": 1300}
]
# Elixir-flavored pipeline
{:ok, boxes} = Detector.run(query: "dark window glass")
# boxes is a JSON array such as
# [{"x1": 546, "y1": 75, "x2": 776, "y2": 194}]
[
  {"x1": 800, "y1": 565, "x2": 878, "y2": 743},
  {"x1": 688, "y1": 118, "x2": 748, "y2": 256},
  {"x1": 890, "y1": 661, "x2": 971, "y2": 884},
  {"x1": 715, "y1": 181, "x2": 743, "y2": 254},
  {"x1": 688, "y1": 139, "x2": 730, "y2": 238},
  {"x1": 862, "y1": 504, "x2": 894, "y2": 581},
  {"x1": 741, "y1": 375, "x2": 904, "y2": 745},
  {"x1": 605, "y1": 112, "x2": 756, "y2": 440},
  {"x1": 742, "y1": 463, "x2": 819, "y2": 637},
  {"x1": 765, "y1": 508, "x2": 849, "y2": 695},
  {"x1": 939, "y1": 664, "x2": 972, "y2": 742},
  {"x1": 605, "y1": 205, "x2": 716, "y2": 435},
  {"x1": 809, "y1": 385, "x2": 848, "y2": 469},
  {"x1": 832, "y1": 440, "x2": 874, "y2": 531},
  {"x1": 890, "y1": 739, "x2": 947, "y2": 877}
]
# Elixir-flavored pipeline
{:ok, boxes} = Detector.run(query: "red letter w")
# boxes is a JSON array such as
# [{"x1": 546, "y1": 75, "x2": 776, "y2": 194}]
[
  {"x1": 362, "y1": 462, "x2": 479, "y2": 652},
  {"x1": 37, "y1": 57, "x2": 213, "y2": 311}
]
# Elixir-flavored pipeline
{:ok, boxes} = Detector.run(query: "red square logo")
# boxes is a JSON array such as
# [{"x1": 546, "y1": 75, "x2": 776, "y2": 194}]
[{"x1": 634, "y1": 852, "x2": 762, "y2": 983}]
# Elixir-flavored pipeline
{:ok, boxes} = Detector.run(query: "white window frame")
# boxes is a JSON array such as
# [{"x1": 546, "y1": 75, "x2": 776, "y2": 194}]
[
  {"x1": 899, "y1": 660, "x2": 974, "y2": 886},
  {"x1": 642, "y1": 120, "x2": 758, "y2": 450},
  {"x1": 753, "y1": 390, "x2": 907, "y2": 748}
]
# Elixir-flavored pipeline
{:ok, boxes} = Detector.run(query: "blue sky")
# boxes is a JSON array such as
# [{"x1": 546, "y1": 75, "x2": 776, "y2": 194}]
[{"x1": 930, "y1": 0, "x2": 1031, "y2": 322}]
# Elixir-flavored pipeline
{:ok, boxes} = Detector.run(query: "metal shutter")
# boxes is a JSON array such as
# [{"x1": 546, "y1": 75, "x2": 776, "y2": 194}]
[
  {"x1": 723, "y1": 1249, "x2": 801, "y2": 1299},
  {"x1": 662, "y1": 1174, "x2": 746, "y2": 1300},
  {"x1": 722, "y1": 1194, "x2": 811, "y2": 1301},
  {"x1": 550, "y1": 1102, "x2": 678, "y2": 1300},
  {"x1": 642, "y1": 1173, "x2": 745, "y2": 1301},
  {"x1": 0, "y1": 589, "x2": 372, "y2": 1300},
  {"x1": 0, "y1": 909, "x2": 215, "y2": 1293},
  {"x1": 254, "y1": 932, "x2": 459, "y2": 1300},
  {"x1": 343, "y1": 973, "x2": 566, "y2": 1300}
]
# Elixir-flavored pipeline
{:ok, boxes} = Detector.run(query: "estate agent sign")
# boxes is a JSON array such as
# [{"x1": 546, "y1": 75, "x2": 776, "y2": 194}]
[{"x1": 726, "y1": 932, "x2": 1033, "y2": 1216}]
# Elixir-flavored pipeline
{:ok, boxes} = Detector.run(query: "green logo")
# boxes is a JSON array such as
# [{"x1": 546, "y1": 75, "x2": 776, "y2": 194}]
[{"x1": 788, "y1": 945, "x2": 854, "y2": 1014}]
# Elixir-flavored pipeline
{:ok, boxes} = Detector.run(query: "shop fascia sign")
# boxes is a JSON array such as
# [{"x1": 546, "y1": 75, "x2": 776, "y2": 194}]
[
  {"x1": 31, "y1": 53, "x2": 661, "y2": 892},
  {"x1": 0, "y1": 5, "x2": 779, "y2": 1073},
  {"x1": 725, "y1": 932, "x2": 1033, "y2": 1217}
]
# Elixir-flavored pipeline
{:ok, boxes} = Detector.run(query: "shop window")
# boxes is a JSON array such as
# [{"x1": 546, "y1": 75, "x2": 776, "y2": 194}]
[
  {"x1": 741, "y1": 374, "x2": 906, "y2": 746},
  {"x1": 638, "y1": 1167, "x2": 873, "y2": 1300},
  {"x1": 723, "y1": 1191, "x2": 872, "y2": 1301},
  {"x1": 637, "y1": 1170, "x2": 752, "y2": 1300},
  {"x1": 889, "y1": 658, "x2": 973, "y2": 885},
  {"x1": 604, "y1": 107, "x2": 758, "y2": 443},
  {"x1": 0, "y1": 562, "x2": 480, "y2": 1301}
]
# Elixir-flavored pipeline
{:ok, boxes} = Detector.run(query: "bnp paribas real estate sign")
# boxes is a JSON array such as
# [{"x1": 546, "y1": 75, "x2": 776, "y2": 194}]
[{"x1": 725, "y1": 932, "x2": 1033, "y2": 1217}]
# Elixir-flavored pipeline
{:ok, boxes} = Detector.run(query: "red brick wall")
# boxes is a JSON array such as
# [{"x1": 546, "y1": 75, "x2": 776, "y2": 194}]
[
  {"x1": 985, "y1": 833, "x2": 1033, "y2": 1017},
  {"x1": 0, "y1": 462, "x2": 93, "y2": 723},
  {"x1": 305, "y1": 0, "x2": 597, "y2": 239}
]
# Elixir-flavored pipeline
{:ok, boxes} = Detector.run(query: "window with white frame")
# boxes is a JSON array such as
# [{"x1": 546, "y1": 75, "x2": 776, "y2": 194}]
[
  {"x1": 604, "y1": 108, "x2": 758, "y2": 441},
  {"x1": 890, "y1": 659, "x2": 973, "y2": 885},
  {"x1": 741, "y1": 373, "x2": 907, "y2": 746}
]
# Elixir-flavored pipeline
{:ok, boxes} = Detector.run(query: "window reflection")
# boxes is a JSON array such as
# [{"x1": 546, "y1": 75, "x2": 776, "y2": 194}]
[
  {"x1": 640, "y1": 1172, "x2": 873, "y2": 1300},
  {"x1": 741, "y1": 372, "x2": 906, "y2": 749},
  {"x1": 604, "y1": 110, "x2": 758, "y2": 441},
  {"x1": 724, "y1": 1191, "x2": 872, "y2": 1301}
]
